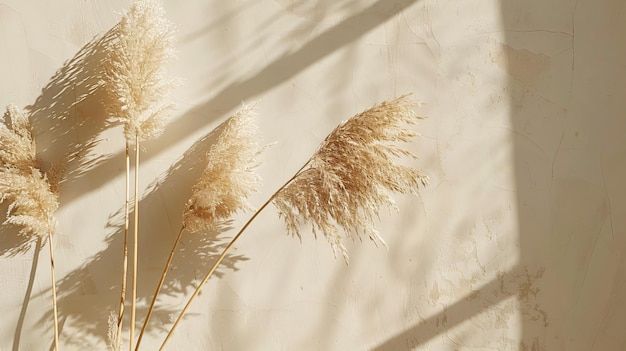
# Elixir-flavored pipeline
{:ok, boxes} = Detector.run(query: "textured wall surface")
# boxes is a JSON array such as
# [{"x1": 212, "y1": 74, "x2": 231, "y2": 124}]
[{"x1": 0, "y1": 0, "x2": 625, "y2": 350}]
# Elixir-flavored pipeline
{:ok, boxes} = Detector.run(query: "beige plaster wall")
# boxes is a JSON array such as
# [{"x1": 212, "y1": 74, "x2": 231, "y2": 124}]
[{"x1": 0, "y1": 0, "x2": 624, "y2": 350}]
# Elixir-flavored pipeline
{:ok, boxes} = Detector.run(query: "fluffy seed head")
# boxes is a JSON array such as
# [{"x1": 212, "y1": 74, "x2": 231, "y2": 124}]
[
  {"x1": 0, "y1": 104, "x2": 37, "y2": 170},
  {"x1": 106, "y1": 310, "x2": 119, "y2": 351},
  {"x1": 183, "y1": 105, "x2": 266, "y2": 232},
  {"x1": 0, "y1": 105, "x2": 59, "y2": 239},
  {"x1": 103, "y1": 0, "x2": 175, "y2": 142},
  {"x1": 273, "y1": 95, "x2": 429, "y2": 263}
]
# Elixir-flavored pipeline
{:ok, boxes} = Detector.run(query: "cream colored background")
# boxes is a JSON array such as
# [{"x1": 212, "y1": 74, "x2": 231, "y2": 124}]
[{"x1": 1, "y1": 0, "x2": 625, "y2": 350}]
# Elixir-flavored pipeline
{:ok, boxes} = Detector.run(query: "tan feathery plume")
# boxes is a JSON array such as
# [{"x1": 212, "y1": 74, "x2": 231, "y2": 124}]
[
  {"x1": 0, "y1": 167, "x2": 59, "y2": 238},
  {"x1": 102, "y1": 0, "x2": 176, "y2": 348},
  {"x1": 0, "y1": 105, "x2": 61, "y2": 350},
  {"x1": 159, "y1": 95, "x2": 428, "y2": 350},
  {"x1": 0, "y1": 104, "x2": 37, "y2": 170},
  {"x1": 104, "y1": 0, "x2": 175, "y2": 143},
  {"x1": 135, "y1": 105, "x2": 265, "y2": 350},
  {"x1": 273, "y1": 94, "x2": 429, "y2": 263},
  {"x1": 182, "y1": 104, "x2": 264, "y2": 232},
  {"x1": 107, "y1": 310, "x2": 120, "y2": 351}
]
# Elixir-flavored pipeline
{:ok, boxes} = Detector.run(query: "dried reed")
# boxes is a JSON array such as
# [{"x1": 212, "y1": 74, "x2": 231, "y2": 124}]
[
  {"x1": 103, "y1": 0, "x2": 175, "y2": 349},
  {"x1": 0, "y1": 105, "x2": 62, "y2": 350},
  {"x1": 158, "y1": 95, "x2": 428, "y2": 349},
  {"x1": 273, "y1": 94, "x2": 429, "y2": 263},
  {"x1": 135, "y1": 104, "x2": 265, "y2": 350}
]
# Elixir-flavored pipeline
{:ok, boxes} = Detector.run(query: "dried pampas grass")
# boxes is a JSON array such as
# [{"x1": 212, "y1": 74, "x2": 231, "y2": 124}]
[
  {"x1": 0, "y1": 167, "x2": 59, "y2": 238},
  {"x1": 0, "y1": 105, "x2": 56, "y2": 236},
  {"x1": 0, "y1": 105, "x2": 37, "y2": 170},
  {"x1": 273, "y1": 95, "x2": 429, "y2": 263},
  {"x1": 136, "y1": 105, "x2": 265, "y2": 350},
  {"x1": 103, "y1": 0, "x2": 177, "y2": 348},
  {"x1": 0, "y1": 105, "x2": 61, "y2": 350},
  {"x1": 183, "y1": 104, "x2": 265, "y2": 232},
  {"x1": 104, "y1": 0, "x2": 175, "y2": 142},
  {"x1": 159, "y1": 95, "x2": 428, "y2": 349},
  {"x1": 0, "y1": 104, "x2": 60, "y2": 244},
  {"x1": 107, "y1": 311, "x2": 120, "y2": 351}
]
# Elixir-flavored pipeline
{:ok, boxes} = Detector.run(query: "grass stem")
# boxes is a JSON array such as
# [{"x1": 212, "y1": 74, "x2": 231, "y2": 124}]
[
  {"x1": 135, "y1": 225, "x2": 186, "y2": 350},
  {"x1": 158, "y1": 161, "x2": 309, "y2": 350},
  {"x1": 130, "y1": 135, "x2": 140, "y2": 350},
  {"x1": 48, "y1": 232, "x2": 59, "y2": 351},
  {"x1": 115, "y1": 140, "x2": 130, "y2": 349}
]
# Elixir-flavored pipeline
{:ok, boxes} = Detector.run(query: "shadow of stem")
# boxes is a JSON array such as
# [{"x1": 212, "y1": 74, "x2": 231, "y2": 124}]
[
  {"x1": 12, "y1": 236, "x2": 42, "y2": 351},
  {"x1": 36, "y1": 120, "x2": 248, "y2": 348},
  {"x1": 55, "y1": 0, "x2": 423, "y2": 209},
  {"x1": 370, "y1": 265, "x2": 546, "y2": 350},
  {"x1": 1, "y1": 27, "x2": 117, "y2": 257}
]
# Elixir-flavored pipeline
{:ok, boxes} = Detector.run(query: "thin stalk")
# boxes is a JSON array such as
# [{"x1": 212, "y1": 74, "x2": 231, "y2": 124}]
[
  {"x1": 115, "y1": 140, "x2": 131, "y2": 348},
  {"x1": 130, "y1": 135, "x2": 140, "y2": 350},
  {"x1": 48, "y1": 232, "x2": 59, "y2": 351},
  {"x1": 135, "y1": 225, "x2": 186, "y2": 350},
  {"x1": 158, "y1": 161, "x2": 310, "y2": 351}
]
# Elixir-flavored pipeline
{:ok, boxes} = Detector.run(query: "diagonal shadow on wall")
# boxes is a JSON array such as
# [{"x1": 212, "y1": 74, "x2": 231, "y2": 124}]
[
  {"x1": 503, "y1": 0, "x2": 626, "y2": 349},
  {"x1": 4, "y1": 0, "x2": 423, "y2": 348},
  {"x1": 0, "y1": 27, "x2": 116, "y2": 257},
  {"x1": 56, "y1": 0, "x2": 422, "y2": 208},
  {"x1": 370, "y1": 265, "x2": 546, "y2": 350},
  {"x1": 35, "y1": 118, "x2": 249, "y2": 348},
  {"x1": 372, "y1": 0, "x2": 626, "y2": 349},
  {"x1": 3, "y1": 27, "x2": 117, "y2": 350}
]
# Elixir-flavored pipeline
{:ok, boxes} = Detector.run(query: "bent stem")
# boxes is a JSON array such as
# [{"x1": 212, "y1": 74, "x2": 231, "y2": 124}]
[
  {"x1": 135, "y1": 225, "x2": 186, "y2": 350},
  {"x1": 48, "y1": 231, "x2": 59, "y2": 351},
  {"x1": 130, "y1": 135, "x2": 140, "y2": 350},
  {"x1": 115, "y1": 140, "x2": 131, "y2": 348},
  {"x1": 158, "y1": 161, "x2": 310, "y2": 351}
]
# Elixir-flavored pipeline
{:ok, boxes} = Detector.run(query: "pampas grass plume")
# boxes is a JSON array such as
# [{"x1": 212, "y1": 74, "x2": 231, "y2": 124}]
[
  {"x1": 0, "y1": 104, "x2": 37, "y2": 170},
  {"x1": 0, "y1": 167, "x2": 59, "y2": 238},
  {"x1": 104, "y1": 0, "x2": 175, "y2": 142},
  {"x1": 0, "y1": 104, "x2": 61, "y2": 350},
  {"x1": 136, "y1": 105, "x2": 266, "y2": 350},
  {"x1": 159, "y1": 95, "x2": 428, "y2": 348},
  {"x1": 183, "y1": 104, "x2": 265, "y2": 232},
  {"x1": 107, "y1": 310, "x2": 120, "y2": 351},
  {"x1": 273, "y1": 95, "x2": 429, "y2": 263},
  {"x1": 0, "y1": 105, "x2": 59, "y2": 239},
  {"x1": 103, "y1": 1, "x2": 177, "y2": 347}
]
